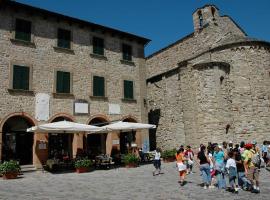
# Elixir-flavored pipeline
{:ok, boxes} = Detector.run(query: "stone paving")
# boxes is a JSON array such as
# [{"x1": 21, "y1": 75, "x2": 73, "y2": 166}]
[{"x1": 0, "y1": 162, "x2": 269, "y2": 200}]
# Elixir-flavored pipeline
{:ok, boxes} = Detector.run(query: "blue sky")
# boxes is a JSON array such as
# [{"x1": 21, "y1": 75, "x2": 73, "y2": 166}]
[{"x1": 16, "y1": 0, "x2": 270, "y2": 56}]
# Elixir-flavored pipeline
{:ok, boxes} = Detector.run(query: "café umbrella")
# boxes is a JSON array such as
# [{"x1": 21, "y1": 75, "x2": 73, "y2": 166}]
[
  {"x1": 98, "y1": 121, "x2": 156, "y2": 132},
  {"x1": 27, "y1": 120, "x2": 104, "y2": 133}
]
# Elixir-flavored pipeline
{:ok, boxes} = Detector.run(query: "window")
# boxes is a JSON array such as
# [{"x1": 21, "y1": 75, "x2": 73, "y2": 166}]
[
  {"x1": 122, "y1": 44, "x2": 132, "y2": 61},
  {"x1": 56, "y1": 71, "x2": 71, "y2": 93},
  {"x1": 12, "y1": 65, "x2": 30, "y2": 90},
  {"x1": 124, "y1": 80, "x2": 134, "y2": 99},
  {"x1": 198, "y1": 11, "x2": 203, "y2": 28},
  {"x1": 15, "y1": 19, "x2": 31, "y2": 42},
  {"x1": 93, "y1": 37, "x2": 104, "y2": 55},
  {"x1": 57, "y1": 28, "x2": 71, "y2": 49},
  {"x1": 93, "y1": 76, "x2": 105, "y2": 97}
]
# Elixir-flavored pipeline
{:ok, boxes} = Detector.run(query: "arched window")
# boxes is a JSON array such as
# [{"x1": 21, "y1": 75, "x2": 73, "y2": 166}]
[
  {"x1": 198, "y1": 11, "x2": 203, "y2": 28},
  {"x1": 211, "y1": 7, "x2": 216, "y2": 18}
]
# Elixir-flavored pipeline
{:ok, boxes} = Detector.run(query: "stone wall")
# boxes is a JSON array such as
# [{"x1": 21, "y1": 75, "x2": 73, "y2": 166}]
[{"x1": 146, "y1": 5, "x2": 270, "y2": 148}]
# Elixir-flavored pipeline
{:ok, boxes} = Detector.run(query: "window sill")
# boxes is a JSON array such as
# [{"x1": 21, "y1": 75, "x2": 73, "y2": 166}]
[
  {"x1": 121, "y1": 98, "x2": 137, "y2": 103},
  {"x1": 53, "y1": 92, "x2": 74, "y2": 99},
  {"x1": 8, "y1": 88, "x2": 34, "y2": 95},
  {"x1": 10, "y1": 38, "x2": 36, "y2": 48},
  {"x1": 90, "y1": 53, "x2": 108, "y2": 60},
  {"x1": 53, "y1": 46, "x2": 75, "y2": 54},
  {"x1": 90, "y1": 96, "x2": 108, "y2": 101},
  {"x1": 120, "y1": 59, "x2": 135, "y2": 66}
]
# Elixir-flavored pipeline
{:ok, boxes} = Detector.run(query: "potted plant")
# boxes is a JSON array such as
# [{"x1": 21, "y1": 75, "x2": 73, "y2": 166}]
[
  {"x1": 161, "y1": 149, "x2": 177, "y2": 162},
  {"x1": 0, "y1": 160, "x2": 21, "y2": 179},
  {"x1": 74, "y1": 158, "x2": 93, "y2": 173},
  {"x1": 123, "y1": 153, "x2": 139, "y2": 168}
]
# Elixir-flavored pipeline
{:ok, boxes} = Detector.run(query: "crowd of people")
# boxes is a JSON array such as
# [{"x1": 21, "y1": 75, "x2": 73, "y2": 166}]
[{"x1": 153, "y1": 140, "x2": 270, "y2": 194}]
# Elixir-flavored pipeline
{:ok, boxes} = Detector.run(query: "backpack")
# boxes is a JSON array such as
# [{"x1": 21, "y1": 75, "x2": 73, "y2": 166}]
[{"x1": 251, "y1": 151, "x2": 261, "y2": 167}]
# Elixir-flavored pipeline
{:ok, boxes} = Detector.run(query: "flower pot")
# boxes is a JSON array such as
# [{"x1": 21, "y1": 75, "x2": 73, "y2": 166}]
[
  {"x1": 75, "y1": 167, "x2": 89, "y2": 173},
  {"x1": 163, "y1": 157, "x2": 175, "y2": 163},
  {"x1": 125, "y1": 163, "x2": 138, "y2": 168},
  {"x1": 2, "y1": 172, "x2": 18, "y2": 179}
]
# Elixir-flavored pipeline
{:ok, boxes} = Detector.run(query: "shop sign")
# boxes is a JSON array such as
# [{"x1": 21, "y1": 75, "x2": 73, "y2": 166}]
[{"x1": 112, "y1": 139, "x2": 119, "y2": 145}]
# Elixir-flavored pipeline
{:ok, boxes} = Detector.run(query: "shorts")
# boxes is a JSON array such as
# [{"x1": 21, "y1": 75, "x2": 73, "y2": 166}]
[
  {"x1": 247, "y1": 166, "x2": 259, "y2": 182},
  {"x1": 153, "y1": 159, "x2": 161, "y2": 169}
]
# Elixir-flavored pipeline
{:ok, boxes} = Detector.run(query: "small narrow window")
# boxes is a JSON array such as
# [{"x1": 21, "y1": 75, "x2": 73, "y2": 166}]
[
  {"x1": 211, "y1": 7, "x2": 216, "y2": 18},
  {"x1": 57, "y1": 28, "x2": 71, "y2": 49},
  {"x1": 15, "y1": 19, "x2": 31, "y2": 42},
  {"x1": 56, "y1": 71, "x2": 70, "y2": 93},
  {"x1": 13, "y1": 65, "x2": 30, "y2": 90},
  {"x1": 124, "y1": 80, "x2": 134, "y2": 99},
  {"x1": 93, "y1": 76, "x2": 105, "y2": 97},
  {"x1": 93, "y1": 37, "x2": 104, "y2": 55},
  {"x1": 122, "y1": 44, "x2": 132, "y2": 61},
  {"x1": 198, "y1": 11, "x2": 203, "y2": 28},
  {"x1": 220, "y1": 76, "x2": 224, "y2": 84}
]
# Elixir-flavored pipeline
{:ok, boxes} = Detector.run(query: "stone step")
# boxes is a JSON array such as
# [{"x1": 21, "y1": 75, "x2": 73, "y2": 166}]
[{"x1": 20, "y1": 165, "x2": 37, "y2": 173}]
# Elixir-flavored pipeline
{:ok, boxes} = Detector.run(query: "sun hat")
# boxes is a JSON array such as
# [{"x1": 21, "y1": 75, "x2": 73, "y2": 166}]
[
  {"x1": 229, "y1": 141, "x2": 233, "y2": 144},
  {"x1": 252, "y1": 140, "x2": 257, "y2": 145},
  {"x1": 218, "y1": 145, "x2": 222, "y2": 149}
]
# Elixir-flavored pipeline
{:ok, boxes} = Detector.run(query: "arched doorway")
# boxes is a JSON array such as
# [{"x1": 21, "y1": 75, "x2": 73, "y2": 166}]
[
  {"x1": 48, "y1": 116, "x2": 74, "y2": 159},
  {"x1": 86, "y1": 117, "x2": 108, "y2": 158},
  {"x1": 2, "y1": 116, "x2": 34, "y2": 165},
  {"x1": 120, "y1": 117, "x2": 137, "y2": 154}
]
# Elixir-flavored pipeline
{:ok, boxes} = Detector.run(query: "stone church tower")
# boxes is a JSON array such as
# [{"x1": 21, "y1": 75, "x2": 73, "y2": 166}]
[{"x1": 146, "y1": 5, "x2": 270, "y2": 150}]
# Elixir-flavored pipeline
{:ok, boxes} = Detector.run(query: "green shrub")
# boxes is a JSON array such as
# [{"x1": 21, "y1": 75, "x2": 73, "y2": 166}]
[
  {"x1": 161, "y1": 149, "x2": 177, "y2": 158},
  {"x1": 123, "y1": 153, "x2": 140, "y2": 165},
  {"x1": 74, "y1": 158, "x2": 93, "y2": 168},
  {"x1": 0, "y1": 160, "x2": 21, "y2": 175}
]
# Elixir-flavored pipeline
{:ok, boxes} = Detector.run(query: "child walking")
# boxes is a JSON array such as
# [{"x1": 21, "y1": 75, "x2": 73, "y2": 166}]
[
  {"x1": 226, "y1": 151, "x2": 238, "y2": 193},
  {"x1": 176, "y1": 147, "x2": 187, "y2": 186}
]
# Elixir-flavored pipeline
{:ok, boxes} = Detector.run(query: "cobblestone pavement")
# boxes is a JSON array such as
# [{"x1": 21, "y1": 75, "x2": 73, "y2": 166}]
[{"x1": 0, "y1": 162, "x2": 269, "y2": 200}]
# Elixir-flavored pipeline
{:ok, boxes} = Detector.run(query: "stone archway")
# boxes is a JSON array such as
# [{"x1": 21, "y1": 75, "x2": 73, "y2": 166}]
[
  {"x1": 47, "y1": 115, "x2": 74, "y2": 160},
  {"x1": 86, "y1": 116, "x2": 109, "y2": 158},
  {"x1": 1, "y1": 113, "x2": 36, "y2": 165},
  {"x1": 120, "y1": 116, "x2": 138, "y2": 154}
]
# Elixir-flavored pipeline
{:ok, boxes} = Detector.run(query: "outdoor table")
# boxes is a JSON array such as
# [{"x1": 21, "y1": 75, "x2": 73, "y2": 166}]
[{"x1": 95, "y1": 155, "x2": 114, "y2": 168}]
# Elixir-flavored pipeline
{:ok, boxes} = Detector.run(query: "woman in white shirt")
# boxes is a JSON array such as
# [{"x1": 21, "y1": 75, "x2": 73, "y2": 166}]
[{"x1": 153, "y1": 148, "x2": 161, "y2": 176}]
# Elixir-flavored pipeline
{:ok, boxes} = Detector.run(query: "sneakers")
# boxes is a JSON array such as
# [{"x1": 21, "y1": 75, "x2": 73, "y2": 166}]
[
  {"x1": 209, "y1": 185, "x2": 215, "y2": 189},
  {"x1": 204, "y1": 185, "x2": 208, "y2": 189},
  {"x1": 251, "y1": 189, "x2": 260, "y2": 193}
]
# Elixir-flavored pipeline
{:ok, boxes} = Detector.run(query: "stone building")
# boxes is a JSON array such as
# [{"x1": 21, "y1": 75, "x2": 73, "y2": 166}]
[
  {"x1": 0, "y1": 0, "x2": 150, "y2": 168},
  {"x1": 146, "y1": 5, "x2": 270, "y2": 150}
]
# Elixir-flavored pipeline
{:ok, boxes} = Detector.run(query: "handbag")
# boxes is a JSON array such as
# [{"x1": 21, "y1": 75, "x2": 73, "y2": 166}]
[{"x1": 188, "y1": 159, "x2": 194, "y2": 165}]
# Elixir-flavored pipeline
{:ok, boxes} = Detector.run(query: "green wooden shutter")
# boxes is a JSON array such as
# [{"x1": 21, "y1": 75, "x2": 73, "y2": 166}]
[
  {"x1": 57, "y1": 71, "x2": 70, "y2": 93},
  {"x1": 93, "y1": 76, "x2": 105, "y2": 97},
  {"x1": 122, "y1": 44, "x2": 132, "y2": 61},
  {"x1": 13, "y1": 65, "x2": 29, "y2": 90},
  {"x1": 63, "y1": 72, "x2": 70, "y2": 93},
  {"x1": 57, "y1": 29, "x2": 71, "y2": 49},
  {"x1": 124, "y1": 80, "x2": 133, "y2": 99},
  {"x1": 93, "y1": 37, "x2": 104, "y2": 55},
  {"x1": 15, "y1": 19, "x2": 31, "y2": 42}
]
